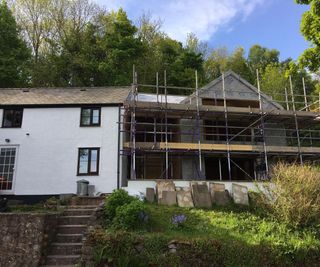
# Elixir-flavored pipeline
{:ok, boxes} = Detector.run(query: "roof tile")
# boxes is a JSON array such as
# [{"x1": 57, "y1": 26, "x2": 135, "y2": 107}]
[{"x1": 0, "y1": 87, "x2": 131, "y2": 106}]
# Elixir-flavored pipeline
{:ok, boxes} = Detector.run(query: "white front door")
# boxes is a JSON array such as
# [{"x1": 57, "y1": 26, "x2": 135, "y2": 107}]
[{"x1": 0, "y1": 146, "x2": 17, "y2": 193}]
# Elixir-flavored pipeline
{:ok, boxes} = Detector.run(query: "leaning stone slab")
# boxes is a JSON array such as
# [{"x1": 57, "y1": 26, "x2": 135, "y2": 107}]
[
  {"x1": 191, "y1": 183, "x2": 212, "y2": 208},
  {"x1": 209, "y1": 183, "x2": 230, "y2": 206},
  {"x1": 176, "y1": 186, "x2": 191, "y2": 192},
  {"x1": 156, "y1": 181, "x2": 175, "y2": 203},
  {"x1": 232, "y1": 183, "x2": 249, "y2": 206},
  {"x1": 190, "y1": 181, "x2": 207, "y2": 188},
  {"x1": 159, "y1": 191, "x2": 177, "y2": 206},
  {"x1": 213, "y1": 190, "x2": 231, "y2": 206},
  {"x1": 177, "y1": 190, "x2": 194, "y2": 208},
  {"x1": 146, "y1": 188, "x2": 155, "y2": 203}
]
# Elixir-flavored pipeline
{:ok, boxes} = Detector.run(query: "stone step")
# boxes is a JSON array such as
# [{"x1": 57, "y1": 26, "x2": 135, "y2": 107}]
[
  {"x1": 56, "y1": 233, "x2": 83, "y2": 243},
  {"x1": 63, "y1": 209, "x2": 94, "y2": 216},
  {"x1": 69, "y1": 196, "x2": 105, "y2": 206},
  {"x1": 49, "y1": 243, "x2": 82, "y2": 255},
  {"x1": 45, "y1": 255, "x2": 80, "y2": 265},
  {"x1": 64, "y1": 205, "x2": 98, "y2": 210},
  {"x1": 57, "y1": 225, "x2": 87, "y2": 235},
  {"x1": 59, "y1": 215, "x2": 91, "y2": 225}
]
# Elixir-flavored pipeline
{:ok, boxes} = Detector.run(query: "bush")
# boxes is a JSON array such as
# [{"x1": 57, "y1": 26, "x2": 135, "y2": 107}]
[
  {"x1": 258, "y1": 162, "x2": 320, "y2": 228},
  {"x1": 103, "y1": 189, "x2": 137, "y2": 224},
  {"x1": 114, "y1": 200, "x2": 149, "y2": 230}
]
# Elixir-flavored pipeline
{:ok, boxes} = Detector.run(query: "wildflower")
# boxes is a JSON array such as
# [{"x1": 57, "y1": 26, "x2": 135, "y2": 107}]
[{"x1": 171, "y1": 214, "x2": 187, "y2": 227}]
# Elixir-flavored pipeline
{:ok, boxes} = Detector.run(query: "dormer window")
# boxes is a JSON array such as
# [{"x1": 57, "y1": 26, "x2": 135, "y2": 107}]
[
  {"x1": 80, "y1": 107, "x2": 101, "y2": 127},
  {"x1": 2, "y1": 108, "x2": 23, "y2": 128}
]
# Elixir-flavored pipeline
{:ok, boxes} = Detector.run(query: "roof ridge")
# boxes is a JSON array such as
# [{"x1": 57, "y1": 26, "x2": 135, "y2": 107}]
[{"x1": 0, "y1": 86, "x2": 131, "y2": 90}]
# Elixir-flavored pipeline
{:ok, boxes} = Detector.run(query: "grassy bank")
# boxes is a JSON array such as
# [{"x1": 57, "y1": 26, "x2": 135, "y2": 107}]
[{"x1": 89, "y1": 203, "x2": 320, "y2": 267}]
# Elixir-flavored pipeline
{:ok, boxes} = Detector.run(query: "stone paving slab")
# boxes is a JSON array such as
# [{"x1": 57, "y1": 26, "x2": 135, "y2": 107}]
[
  {"x1": 146, "y1": 188, "x2": 155, "y2": 203},
  {"x1": 232, "y1": 183, "x2": 249, "y2": 205},
  {"x1": 156, "y1": 181, "x2": 175, "y2": 203},
  {"x1": 209, "y1": 183, "x2": 230, "y2": 206},
  {"x1": 176, "y1": 186, "x2": 191, "y2": 192},
  {"x1": 177, "y1": 190, "x2": 194, "y2": 208},
  {"x1": 191, "y1": 183, "x2": 212, "y2": 208},
  {"x1": 159, "y1": 191, "x2": 177, "y2": 206}
]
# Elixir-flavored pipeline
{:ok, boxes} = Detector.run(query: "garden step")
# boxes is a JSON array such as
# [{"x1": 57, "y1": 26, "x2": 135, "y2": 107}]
[
  {"x1": 63, "y1": 209, "x2": 94, "y2": 216},
  {"x1": 64, "y1": 205, "x2": 98, "y2": 209},
  {"x1": 69, "y1": 196, "x2": 105, "y2": 206},
  {"x1": 59, "y1": 215, "x2": 91, "y2": 225},
  {"x1": 57, "y1": 225, "x2": 87, "y2": 235},
  {"x1": 49, "y1": 243, "x2": 82, "y2": 255},
  {"x1": 56, "y1": 233, "x2": 83, "y2": 243},
  {"x1": 45, "y1": 255, "x2": 80, "y2": 265}
]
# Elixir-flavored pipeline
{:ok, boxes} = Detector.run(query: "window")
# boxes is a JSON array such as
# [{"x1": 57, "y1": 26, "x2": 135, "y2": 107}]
[
  {"x1": 0, "y1": 147, "x2": 16, "y2": 190},
  {"x1": 2, "y1": 109, "x2": 23, "y2": 128},
  {"x1": 80, "y1": 107, "x2": 101, "y2": 126},
  {"x1": 77, "y1": 148, "x2": 100, "y2": 175}
]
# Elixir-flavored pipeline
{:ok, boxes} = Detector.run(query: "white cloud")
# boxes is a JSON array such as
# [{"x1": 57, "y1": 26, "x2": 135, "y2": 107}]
[{"x1": 96, "y1": 0, "x2": 265, "y2": 42}]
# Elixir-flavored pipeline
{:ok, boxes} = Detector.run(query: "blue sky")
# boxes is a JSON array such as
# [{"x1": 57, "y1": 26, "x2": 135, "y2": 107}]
[{"x1": 97, "y1": 0, "x2": 309, "y2": 60}]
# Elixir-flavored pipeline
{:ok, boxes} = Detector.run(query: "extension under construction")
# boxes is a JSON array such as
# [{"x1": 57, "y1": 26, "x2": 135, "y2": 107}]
[{"x1": 119, "y1": 69, "x2": 320, "y2": 188}]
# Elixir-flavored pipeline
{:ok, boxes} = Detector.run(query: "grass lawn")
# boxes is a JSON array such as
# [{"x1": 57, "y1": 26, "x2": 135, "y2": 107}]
[
  {"x1": 90, "y1": 202, "x2": 320, "y2": 267},
  {"x1": 146, "y1": 203, "x2": 319, "y2": 248}
]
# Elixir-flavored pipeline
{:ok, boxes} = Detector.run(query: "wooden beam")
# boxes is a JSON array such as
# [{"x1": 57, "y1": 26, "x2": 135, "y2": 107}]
[
  {"x1": 123, "y1": 142, "x2": 320, "y2": 154},
  {"x1": 124, "y1": 100, "x2": 319, "y2": 118}
]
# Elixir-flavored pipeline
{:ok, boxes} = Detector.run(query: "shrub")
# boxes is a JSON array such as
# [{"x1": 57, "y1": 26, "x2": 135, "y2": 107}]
[
  {"x1": 114, "y1": 200, "x2": 149, "y2": 230},
  {"x1": 258, "y1": 162, "x2": 320, "y2": 228},
  {"x1": 43, "y1": 197, "x2": 59, "y2": 210},
  {"x1": 103, "y1": 189, "x2": 137, "y2": 224}
]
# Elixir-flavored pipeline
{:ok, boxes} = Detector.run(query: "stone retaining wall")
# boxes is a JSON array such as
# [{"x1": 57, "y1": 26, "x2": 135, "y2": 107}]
[{"x1": 0, "y1": 212, "x2": 60, "y2": 267}]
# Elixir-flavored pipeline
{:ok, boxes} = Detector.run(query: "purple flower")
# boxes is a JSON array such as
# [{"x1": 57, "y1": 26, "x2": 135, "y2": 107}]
[{"x1": 171, "y1": 214, "x2": 187, "y2": 227}]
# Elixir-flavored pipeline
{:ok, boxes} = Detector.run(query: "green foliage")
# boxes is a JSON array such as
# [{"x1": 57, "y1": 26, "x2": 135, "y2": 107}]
[
  {"x1": 257, "y1": 163, "x2": 320, "y2": 228},
  {"x1": 2, "y1": 0, "x2": 318, "y2": 94},
  {"x1": 0, "y1": 1, "x2": 30, "y2": 87},
  {"x1": 248, "y1": 44, "x2": 280, "y2": 73},
  {"x1": 43, "y1": 196, "x2": 59, "y2": 210},
  {"x1": 204, "y1": 46, "x2": 253, "y2": 82},
  {"x1": 90, "y1": 202, "x2": 320, "y2": 266},
  {"x1": 113, "y1": 200, "x2": 149, "y2": 230},
  {"x1": 296, "y1": 0, "x2": 320, "y2": 71},
  {"x1": 103, "y1": 189, "x2": 137, "y2": 224},
  {"x1": 260, "y1": 64, "x2": 287, "y2": 102}
]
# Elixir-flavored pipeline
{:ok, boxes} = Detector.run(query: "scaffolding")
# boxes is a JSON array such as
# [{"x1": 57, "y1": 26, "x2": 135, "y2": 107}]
[{"x1": 120, "y1": 68, "x2": 320, "y2": 182}]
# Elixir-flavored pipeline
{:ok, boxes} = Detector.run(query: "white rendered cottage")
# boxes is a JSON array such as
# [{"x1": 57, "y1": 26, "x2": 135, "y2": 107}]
[{"x1": 0, "y1": 87, "x2": 130, "y2": 199}]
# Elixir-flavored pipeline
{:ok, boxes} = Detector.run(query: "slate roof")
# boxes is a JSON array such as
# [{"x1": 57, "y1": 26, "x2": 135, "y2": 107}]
[{"x1": 0, "y1": 87, "x2": 131, "y2": 106}]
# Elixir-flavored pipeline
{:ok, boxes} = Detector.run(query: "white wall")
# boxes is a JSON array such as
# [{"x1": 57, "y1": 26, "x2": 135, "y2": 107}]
[{"x1": 0, "y1": 106, "x2": 120, "y2": 195}]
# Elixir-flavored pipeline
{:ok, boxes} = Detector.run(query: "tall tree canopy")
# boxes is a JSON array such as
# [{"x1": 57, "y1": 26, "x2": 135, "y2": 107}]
[
  {"x1": 248, "y1": 44, "x2": 280, "y2": 73},
  {"x1": 0, "y1": 0, "x2": 318, "y2": 97},
  {"x1": 0, "y1": 0, "x2": 30, "y2": 87},
  {"x1": 296, "y1": 0, "x2": 320, "y2": 71}
]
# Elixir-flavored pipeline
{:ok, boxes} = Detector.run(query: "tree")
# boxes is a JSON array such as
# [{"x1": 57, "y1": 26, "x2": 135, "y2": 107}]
[
  {"x1": 204, "y1": 46, "x2": 252, "y2": 83},
  {"x1": 135, "y1": 12, "x2": 165, "y2": 85},
  {"x1": 135, "y1": 14, "x2": 205, "y2": 89},
  {"x1": 295, "y1": 0, "x2": 320, "y2": 71},
  {"x1": 248, "y1": 44, "x2": 279, "y2": 73},
  {"x1": 228, "y1": 47, "x2": 253, "y2": 83},
  {"x1": 204, "y1": 47, "x2": 229, "y2": 81},
  {"x1": 185, "y1": 32, "x2": 208, "y2": 58},
  {"x1": 0, "y1": 1, "x2": 30, "y2": 87},
  {"x1": 14, "y1": 0, "x2": 51, "y2": 63},
  {"x1": 260, "y1": 64, "x2": 287, "y2": 103}
]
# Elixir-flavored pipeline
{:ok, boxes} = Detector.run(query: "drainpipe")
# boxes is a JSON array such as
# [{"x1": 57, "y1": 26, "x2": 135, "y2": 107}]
[{"x1": 116, "y1": 105, "x2": 121, "y2": 189}]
